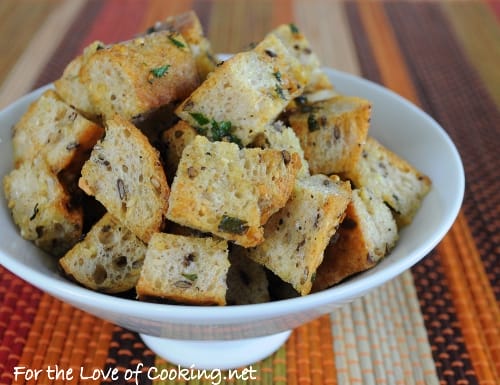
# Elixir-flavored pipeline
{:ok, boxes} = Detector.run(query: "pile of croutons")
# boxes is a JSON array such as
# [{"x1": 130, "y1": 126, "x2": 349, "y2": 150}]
[{"x1": 3, "y1": 11, "x2": 431, "y2": 306}]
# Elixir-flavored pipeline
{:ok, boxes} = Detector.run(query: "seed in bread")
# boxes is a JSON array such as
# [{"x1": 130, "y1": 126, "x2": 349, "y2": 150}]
[
  {"x1": 136, "y1": 233, "x2": 230, "y2": 306},
  {"x1": 246, "y1": 174, "x2": 351, "y2": 295},
  {"x1": 176, "y1": 33, "x2": 309, "y2": 145},
  {"x1": 3, "y1": 157, "x2": 83, "y2": 257},
  {"x1": 59, "y1": 213, "x2": 147, "y2": 293},
  {"x1": 342, "y1": 136, "x2": 431, "y2": 227},
  {"x1": 250, "y1": 121, "x2": 310, "y2": 178},
  {"x1": 12, "y1": 89, "x2": 103, "y2": 173},
  {"x1": 288, "y1": 95, "x2": 371, "y2": 175},
  {"x1": 166, "y1": 135, "x2": 301, "y2": 247},
  {"x1": 226, "y1": 245, "x2": 270, "y2": 305},
  {"x1": 312, "y1": 187, "x2": 398, "y2": 291},
  {"x1": 78, "y1": 116, "x2": 170, "y2": 243},
  {"x1": 145, "y1": 10, "x2": 217, "y2": 80}
]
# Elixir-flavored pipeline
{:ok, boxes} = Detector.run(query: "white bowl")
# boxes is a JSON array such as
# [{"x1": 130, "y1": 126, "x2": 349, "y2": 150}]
[{"x1": 0, "y1": 68, "x2": 464, "y2": 370}]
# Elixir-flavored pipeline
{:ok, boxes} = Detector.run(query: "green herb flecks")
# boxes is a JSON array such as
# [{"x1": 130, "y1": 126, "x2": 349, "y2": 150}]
[
  {"x1": 168, "y1": 35, "x2": 186, "y2": 48},
  {"x1": 218, "y1": 215, "x2": 249, "y2": 235},
  {"x1": 189, "y1": 113, "x2": 242, "y2": 147},
  {"x1": 181, "y1": 273, "x2": 198, "y2": 282},
  {"x1": 189, "y1": 112, "x2": 210, "y2": 126},
  {"x1": 290, "y1": 23, "x2": 300, "y2": 34},
  {"x1": 148, "y1": 64, "x2": 171, "y2": 83}
]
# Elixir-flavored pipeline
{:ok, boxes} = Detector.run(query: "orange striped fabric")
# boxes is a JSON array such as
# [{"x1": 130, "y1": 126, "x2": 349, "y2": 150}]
[{"x1": 0, "y1": 1, "x2": 498, "y2": 384}]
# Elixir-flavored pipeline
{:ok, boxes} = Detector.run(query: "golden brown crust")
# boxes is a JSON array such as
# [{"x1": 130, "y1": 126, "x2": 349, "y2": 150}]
[
  {"x1": 166, "y1": 136, "x2": 300, "y2": 247},
  {"x1": 289, "y1": 95, "x2": 371, "y2": 175},
  {"x1": 342, "y1": 136, "x2": 432, "y2": 227},
  {"x1": 12, "y1": 89, "x2": 103, "y2": 173},
  {"x1": 3, "y1": 157, "x2": 83, "y2": 257},
  {"x1": 176, "y1": 34, "x2": 309, "y2": 146},
  {"x1": 246, "y1": 174, "x2": 351, "y2": 295}
]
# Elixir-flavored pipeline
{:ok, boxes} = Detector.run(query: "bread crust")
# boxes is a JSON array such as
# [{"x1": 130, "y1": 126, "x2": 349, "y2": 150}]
[
  {"x1": 166, "y1": 136, "x2": 301, "y2": 247},
  {"x1": 136, "y1": 233, "x2": 230, "y2": 306},
  {"x1": 59, "y1": 213, "x2": 147, "y2": 293},
  {"x1": 79, "y1": 116, "x2": 170, "y2": 243}
]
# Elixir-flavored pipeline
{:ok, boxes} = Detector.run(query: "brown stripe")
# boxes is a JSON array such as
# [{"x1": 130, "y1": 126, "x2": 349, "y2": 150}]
[
  {"x1": 412, "y1": 252, "x2": 480, "y2": 385},
  {"x1": 32, "y1": 0, "x2": 106, "y2": 89},
  {"x1": 102, "y1": 327, "x2": 154, "y2": 385},
  {"x1": 439, "y1": 225, "x2": 499, "y2": 384},
  {"x1": 354, "y1": 1, "x2": 419, "y2": 103},
  {"x1": 193, "y1": 0, "x2": 213, "y2": 34},
  {"x1": 384, "y1": 1, "x2": 500, "y2": 295},
  {"x1": 0, "y1": 0, "x2": 60, "y2": 84},
  {"x1": 0, "y1": 0, "x2": 86, "y2": 108},
  {"x1": 384, "y1": 2, "x2": 500, "y2": 383},
  {"x1": 344, "y1": 2, "x2": 382, "y2": 83},
  {"x1": 441, "y1": 1, "x2": 500, "y2": 107},
  {"x1": 207, "y1": 0, "x2": 272, "y2": 53},
  {"x1": 293, "y1": 1, "x2": 360, "y2": 74},
  {"x1": 139, "y1": 0, "x2": 194, "y2": 31}
]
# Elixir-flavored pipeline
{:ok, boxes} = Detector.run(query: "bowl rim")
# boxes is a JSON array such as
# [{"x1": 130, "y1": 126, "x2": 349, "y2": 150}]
[{"x1": 0, "y1": 67, "x2": 465, "y2": 324}]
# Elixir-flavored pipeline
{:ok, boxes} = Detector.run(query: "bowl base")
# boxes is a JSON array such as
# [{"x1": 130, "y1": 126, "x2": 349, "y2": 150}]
[{"x1": 140, "y1": 330, "x2": 291, "y2": 370}]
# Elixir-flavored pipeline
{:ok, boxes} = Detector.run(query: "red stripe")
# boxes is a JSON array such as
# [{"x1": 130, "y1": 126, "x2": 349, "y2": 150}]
[
  {"x1": 78, "y1": 0, "x2": 151, "y2": 50},
  {"x1": 0, "y1": 268, "x2": 42, "y2": 385},
  {"x1": 487, "y1": 0, "x2": 500, "y2": 21}
]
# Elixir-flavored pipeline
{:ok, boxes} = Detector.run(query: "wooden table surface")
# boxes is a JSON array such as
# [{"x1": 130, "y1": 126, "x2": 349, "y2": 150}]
[{"x1": 0, "y1": 1, "x2": 498, "y2": 384}]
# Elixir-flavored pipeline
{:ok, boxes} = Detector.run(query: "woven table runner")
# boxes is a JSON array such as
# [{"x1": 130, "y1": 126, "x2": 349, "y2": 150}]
[{"x1": 0, "y1": 1, "x2": 499, "y2": 384}]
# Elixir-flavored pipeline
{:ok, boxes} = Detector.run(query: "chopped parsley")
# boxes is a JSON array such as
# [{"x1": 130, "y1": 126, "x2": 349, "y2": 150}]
[
  {"x1": 189, "y1": 112, "x2": 211, "y2": 126},
  {"x1": 148, "y1": 65, "x2": 170, "y2": 83},
  {"x1": 290, "y1": 23, "x2": 300, "y2": 34},
  {"x1": 218, "y1": 215, "x2": 249, "y2": 235},
  {"x1": 181, "y1": 273, "x2": 198, "y2": 282},
  {"x1": 168, "y1": 35, "x2": 186, "y2": 48},
  {"x1": 189, "y1": 112, "x2": 242, "y2": 147}
]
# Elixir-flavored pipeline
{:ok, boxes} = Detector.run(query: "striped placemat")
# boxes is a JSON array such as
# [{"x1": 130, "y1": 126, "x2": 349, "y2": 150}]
[{"x1": 0, "y1": 1, "x2": 499, "y2": 384}]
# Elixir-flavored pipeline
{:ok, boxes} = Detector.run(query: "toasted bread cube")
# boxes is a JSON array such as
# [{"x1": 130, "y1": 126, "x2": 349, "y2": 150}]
[
  {"x1": 226, "y1": 245, "x2": 270, "y2": 305},
  {"x1": 269, "y1": 23, "x2": 334, "y2": 94},
  {"x1": 57, "y1": 31, "x2": 200, "y2": 121},
  {"x1": 12, "y1": 90, "x2": 103, "y2": 173},
  {"x1": 246, "y1": 174, "x2": 351, "y2": 295},
  {"x1": 54, "y1": 41, "x2": 104, "y2": 120},
  {"x1": 3, "y1": 157, "x2": 83, "y2": 256},
  {"x1": 166, "y1": 136, "x2": 301, "y2": 247},
  {"x1": 250, "y1": 121, "x2": 310, "y2": 178},
  {"x1": 312, "y1": 187, "x2": 398, "y2": 290},
  {"x1": 145, "y1": 10, "x2": 217, "y2": 80},
  {"x1": 160, "y1": 120, "x2": 198, "y2": 182},
  {"x1": 288, "y1": 95, "x2": 371, "y2": 175},
  {"x1": 79, "y1": 116, "x2": 170, "y2": 243},
  {"x1": 176, "y1": 33, "x2": 309, "y2": 145},
  {"x1": 136, "y1": 233, "x2": 230, "y2": 306},
  {"x1": 59, "y1": 213, "x2": 147, "y2": 293},
  {"x1": 342, "y1": 136, "x2": 431, "y2": 226}
]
